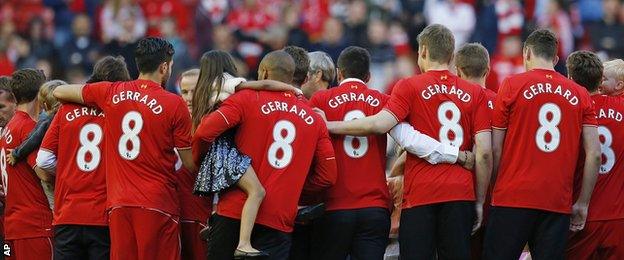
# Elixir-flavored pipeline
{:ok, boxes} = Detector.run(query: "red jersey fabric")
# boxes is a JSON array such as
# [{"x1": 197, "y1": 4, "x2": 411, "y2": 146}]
[
  {"x1": 309, "y1": 79, "x2": 390, "y2": 211},
  {"x1": 384, "y1": 70, "x2": 492, "y2": 209},
  {"x1": 484, "y1": 88, "x2": 497, "y2": 110},
  {"x1": 1, "y1": 111, "x2": 52, "y2": 240},
  {"x1": 193, "y1": 89, "x2": 337, "y2": 233},
  {"x1": 491, "y1": 69, "x2": 597, "y2": 214},
  {"x1": 582, "y1": 94, "x2": 624, "y2": 221},
  {"x1": 175, "y1": 160, "x2": 212, "y2": 222},
  {"x1": 82, "y1": 79, "x2": 192, "y2": 216},
  {"x1": 40, "y1": 104, "x2": 108, "y2": 226}
]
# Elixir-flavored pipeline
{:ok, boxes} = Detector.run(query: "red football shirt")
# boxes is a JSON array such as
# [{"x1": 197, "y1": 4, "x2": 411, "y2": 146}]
[
  {"x1": 1, "y1": 111, "x2": 52, "y2": 239},
  {"x1": 384, "y1": 70, "x2": 491, "y2": 209},
  {"x1": 491, "y1": 69, "x2": 597, "y2": 213},
  {"x1": 484, "y1": 88, "x2": 497, "y2": 110},
  {"x1": 193, "y1": 89, "x2": 337, "y2": 233},
  {"x1": 82, "y1": 79, "x2": 192, "y2": 215},
  {"x1": 175, "y1": 156, "x2": 212, "y2": 222},
  {"x1": 309, "y1": 79, "x2": 390, "y2": 211},
  {"x1": 581, "y1": 94, "x2": 624, "y2": 221},
  {"x1": 40, "y1": 104, "x2": 108, "y2": 226}
]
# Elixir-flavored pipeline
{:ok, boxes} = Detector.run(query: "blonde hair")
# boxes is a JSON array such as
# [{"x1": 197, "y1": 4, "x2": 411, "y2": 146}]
[
  {"x1": 604, "y1": 59, "x2": 624, "y2": 81},
  {"x1": 38, "y1": 80, "x2": 66, "y2": 114}
]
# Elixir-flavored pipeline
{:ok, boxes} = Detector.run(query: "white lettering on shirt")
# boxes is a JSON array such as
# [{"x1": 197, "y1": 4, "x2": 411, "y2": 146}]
[
  {"x1": 112, "y1": 90, "x2": 163, "y2": 114},
  {"x1": 598, "y1": 108, "x2": 623, "y2": 122},
  {"x1": 421, "y1": 84, "x2": 471, "y2": 102},
  {"x1": 65, "y1": 107, "x2": 105, "y2": 122},
  {"x1": 522, "y1": 83, "x2": 579, "y2": 106},
  {"x1": 327, "y1": 92, "x2": 380, "y2": 108},
  {"x1": 261, "y1": 101, "x2": 315, "y2": 125}
]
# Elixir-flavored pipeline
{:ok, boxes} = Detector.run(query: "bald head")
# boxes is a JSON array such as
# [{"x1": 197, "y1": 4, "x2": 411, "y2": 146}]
[{"x1": 258, "y1": 51, "x2": 295, "y2": 84}]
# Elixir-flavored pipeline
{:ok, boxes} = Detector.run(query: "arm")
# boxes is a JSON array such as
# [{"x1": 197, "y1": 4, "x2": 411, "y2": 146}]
[
  {"x1": 36, "y1": 149, "x2": 57, "y2": 174},
  {"x1": 491, "y1": 128, "x2": 506, "y2": 184},
  {"x1": 389, "y1": 151, "x2": 406, "y2": 177},
  {"x1": 236, "y1": 80, "x2": 303, "y2": 96},
  {"x1": 53, "y1": 84, "x2": 85, "y2": 104},
  {"x1": 570, "y1": 126, "x2": 601, "y2": 231},
  {"x1": 177, "y1": 148, "x2": 197, "y2": 173},
  {"x1": 10, "y1": 114, "x2": 53, "y2": 164},
  {"x1": 327, "y1": 109, "x2": 398, "y2": 136},
  {"x1": 301, "y1": 127, "x2": 337, "y2": 198},
  {"x1": 34, "y1": 166, "x2": 54, "y2": 183},
  {"x1": 472, "y1": 131, "x2": 493, "y2": 233},
  {"x1": 389, "y1": 122, "x2": 459, "y2": 164}
]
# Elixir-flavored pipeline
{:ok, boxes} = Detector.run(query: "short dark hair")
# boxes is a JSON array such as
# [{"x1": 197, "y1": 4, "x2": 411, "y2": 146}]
[
  {"x1": 455, "y1": 43, "x2": 490, "y2": 78},
  {"x1": 524, "y1": 29, "x2": 558, "y2": 60},
  {"x1": 0, "y1": 76, "x2": 15, "y2": 102},
  {"x1": 283, "y1": 46, "x2": 310, "y2": 86},
  {"x1": 87, "y1": 56, "x2": 132, "y2": 83},
  {"x1": 134, "y1": 37, "x2": 175, "y2": 74},
  {"x1": 10, "y1": 69, "x2": 45, "y2": 104},
  {"x1": 417, "y1": 24, "x2": 455, "y2": 64},
  {"x1": 337, "y1": 46, "x2": 370, "y2": 81},
  {"x1": 566, "y1": 51, "x2": 603, "y2": 92}
]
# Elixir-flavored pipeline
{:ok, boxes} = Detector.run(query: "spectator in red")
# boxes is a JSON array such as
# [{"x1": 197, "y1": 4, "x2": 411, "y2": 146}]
[
  {"x1": 495, "y1": 0, "x2": 524, "y2": 39},
  {"x1": 488, "y1": 35, "x2": 524, "y2": 92},
  {"x1": 300, "y1": 0, "x2": 330, "y2": 41},
  {"x1": 226, "y1": 0, "x2": 277, "y2": 37},
  {"x1": 537, "y1": 0, "x2": 574, "y2": 71},
  {"x1": 140, "y1": 0, "x2": 191, "y2": 40}
]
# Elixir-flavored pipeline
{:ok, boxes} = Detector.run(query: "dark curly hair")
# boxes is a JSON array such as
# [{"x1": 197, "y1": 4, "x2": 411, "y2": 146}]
[{"x1": 135, "y1": 37, "x2": 175, "y2": 74}]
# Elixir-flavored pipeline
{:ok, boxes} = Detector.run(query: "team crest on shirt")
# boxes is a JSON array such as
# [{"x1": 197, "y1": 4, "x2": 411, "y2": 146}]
[
  {"x1": 350, "y1": 85, "x2": 358, "y2": 89},
  {"x1": 140, "y1": 84, "x2": 147, "y2": 89},
  {"x1": 3, "y1": 242, "x2": 11, "y2": 257},
  {"x1": 284, "y1": 93, "x2": 292, "y2": 97},
  {"x1": 441, "y1": 75, "x2": 448, "y2": 80},
  {"x1": 546, "y1": 74, "x2": 553, "y2": 79}
]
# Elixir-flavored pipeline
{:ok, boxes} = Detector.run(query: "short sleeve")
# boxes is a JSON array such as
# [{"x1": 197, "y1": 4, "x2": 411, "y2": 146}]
[
  {"x1": 39, "y1": 109, "x2": 62, "y2": 155},
  {"x1": 82, "y1": 82, "x2": 113, "y2": 109},
  {"x1": 473, "y1": 89, "x2": 492, "y2": 134},
  {"x1": 580, "y1": 90, "x2": 598, "y2": 126},
  {"x1": 383, "y1": 79, "x2": 413, "y2": 122},
  {"x1": 172, "y1": 100, "x2": 192, "y2": 149},
  {"x1": 492, "y1": 78, "x2": 513, "y2": 129}
]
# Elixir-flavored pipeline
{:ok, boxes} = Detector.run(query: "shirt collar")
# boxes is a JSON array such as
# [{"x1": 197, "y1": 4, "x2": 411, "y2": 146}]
[{"x1": 340, "y1": 78, "x2": 366, "y2": 85}]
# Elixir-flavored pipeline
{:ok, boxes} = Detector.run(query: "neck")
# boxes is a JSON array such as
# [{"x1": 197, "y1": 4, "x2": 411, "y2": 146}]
[
  {"x1": 138, "y1": 73, "x2": 162, "y2": 85},
  {"x1": 527, "y1": 59, "x2": 555, "y2": 71},
  {"x1": 466, "y1": 77, "x2": 486, "y2": 88},
  {"x1": 16, "y1": 102, "x2": 39, "y2": 120},
  {"x1": 425, "y1": 61, "x2": 450, "y2": 72}
]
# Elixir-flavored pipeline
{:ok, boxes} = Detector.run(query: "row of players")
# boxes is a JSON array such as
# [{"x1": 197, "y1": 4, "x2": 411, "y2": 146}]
[{"x1": 0, "y1": 23, "x2": 622, "y2": 260}]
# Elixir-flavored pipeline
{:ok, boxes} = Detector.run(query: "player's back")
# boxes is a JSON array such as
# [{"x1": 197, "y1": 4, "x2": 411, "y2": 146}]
[
  {"x1": 310, "y1": 79, "x2": 389, "y2": 211},
  {"x1": 492, "y1": 69, "x2": 596, "y2": 213},
  {"x1": 0, "y1": 111, "x2": 52, "y2": 240},
  {"x1": 82, "y1": 79, "x2": 192, "y2": 215},
  {"x1": 584, "y1": 94, "x2": 624, "y2": 221},
  {"x1": 389, "y1": 70, "x2": 490, "y2": 208},
  {"x1": 216, "y1": 89, "x2": 330, "y2": 232},
  {"x1": 41, "y1": 103, "x2": 107, "y2": 226}
]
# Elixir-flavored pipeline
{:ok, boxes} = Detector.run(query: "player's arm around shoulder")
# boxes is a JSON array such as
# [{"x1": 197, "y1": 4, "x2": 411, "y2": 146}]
[{"x1": 53, "y1": 84, "x2": 86, "y2": 104}]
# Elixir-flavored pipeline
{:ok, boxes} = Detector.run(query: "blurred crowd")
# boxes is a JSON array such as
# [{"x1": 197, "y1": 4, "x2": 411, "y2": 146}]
[{"x1": 1, "y1": 0, "x2": 623, "y2": 93}]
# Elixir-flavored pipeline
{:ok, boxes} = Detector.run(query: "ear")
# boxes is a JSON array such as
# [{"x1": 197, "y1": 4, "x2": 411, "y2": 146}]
[
  {"x1": 160, "y1": 62, "x2": 169, "y2": 74},
  {"x1": 552, "y1": 55, "x2": 559, "y2": 66},
  {"x1": 364, "y1": 72, "x2": 371, "y2": 83},
  {"x1": 337, "y1": 69, "x2": 344, "y2": 82},
  {"x1": 420, "y1": 45, "x2": 427, "y2": 60},
  {"x1": 617, "y1": 80, "x2": 624, "y2": 91},
  {"x1": 484, "y1": 64, "x2": 491, "y2": 78}
]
